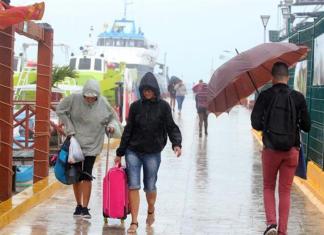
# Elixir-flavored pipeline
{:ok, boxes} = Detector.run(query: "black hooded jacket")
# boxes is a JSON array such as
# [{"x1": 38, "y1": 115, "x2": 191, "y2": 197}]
[{"x1": 116, "y1": 72, "x2": 182, "y2": 156}]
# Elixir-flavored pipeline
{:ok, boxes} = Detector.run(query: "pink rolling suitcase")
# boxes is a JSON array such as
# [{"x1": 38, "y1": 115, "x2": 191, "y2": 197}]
[{"x1": 103, "y1": 134, "x2": 129, "y2": 223}]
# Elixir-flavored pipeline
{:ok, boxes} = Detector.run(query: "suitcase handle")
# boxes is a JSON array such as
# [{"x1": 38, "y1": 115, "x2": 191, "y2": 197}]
[{"x1": 105, "y1": 132, "x2": 111, "y2": 174}]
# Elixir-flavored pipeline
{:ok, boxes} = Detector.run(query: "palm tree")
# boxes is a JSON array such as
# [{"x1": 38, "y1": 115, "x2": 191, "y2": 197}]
[{"x1": 51, "y1": 65, "x2": 78, "y2": 87}]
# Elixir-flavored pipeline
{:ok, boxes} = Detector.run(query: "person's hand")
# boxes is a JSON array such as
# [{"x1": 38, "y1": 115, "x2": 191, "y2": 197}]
[
  {"x1": 173, "y1": 146, "x2": 182, "y2": 157},
  {"x1": 114, "y1": 156, "x2": 122, "y2": 164},
  {"x1": 106, "y1": 126, "x2": 115, "y2": 134}
]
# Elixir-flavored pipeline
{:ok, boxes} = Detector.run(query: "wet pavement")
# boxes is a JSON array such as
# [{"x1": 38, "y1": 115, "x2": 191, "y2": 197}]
[{"x1": 1, "y1": 96, "x2": 324, "y2": 235}]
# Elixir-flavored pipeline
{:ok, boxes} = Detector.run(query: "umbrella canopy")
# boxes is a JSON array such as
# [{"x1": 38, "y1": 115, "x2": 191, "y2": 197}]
[
  {"x1": 207, "y1": 42, "x2": 308, "y2": 116},
  {"x1": 192, "y1": 82, "x2": 208, "y2": 93},
  {"x1": 169, "y1": 76, "x2": 181, "y2": 85}
]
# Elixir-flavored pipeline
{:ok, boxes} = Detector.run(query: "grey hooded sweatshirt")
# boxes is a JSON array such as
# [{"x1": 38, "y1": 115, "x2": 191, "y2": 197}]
[{"x1": 56, "y1": 80, "x2": 121, "y2": 156}]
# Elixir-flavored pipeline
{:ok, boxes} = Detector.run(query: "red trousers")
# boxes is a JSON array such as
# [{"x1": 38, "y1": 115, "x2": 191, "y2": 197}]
[{"x1": 262, "y1": 147, "x2": 299, "y2": 235}]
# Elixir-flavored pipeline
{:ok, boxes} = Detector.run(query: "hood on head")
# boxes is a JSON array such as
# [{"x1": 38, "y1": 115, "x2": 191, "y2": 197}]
[
  {"x1": 82, "y1": 80, "x2": 100, "y2": 97},
  {"x1": 139, "y1": 72, "x2": 160, "y2": 98}
]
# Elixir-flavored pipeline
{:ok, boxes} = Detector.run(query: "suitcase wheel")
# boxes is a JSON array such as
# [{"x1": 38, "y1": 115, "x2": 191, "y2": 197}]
[
  {"x1": 121, "y1": 219, "x2": 125, "y2": 224},
  {"x1": 104, "y1": 217, "x2": 108, "y2": 224}
]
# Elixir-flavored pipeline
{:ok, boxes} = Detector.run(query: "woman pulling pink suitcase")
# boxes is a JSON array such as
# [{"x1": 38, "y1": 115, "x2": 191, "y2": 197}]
[{"x1": 115, "y1": 72, "x2": 182, "y2": 233}]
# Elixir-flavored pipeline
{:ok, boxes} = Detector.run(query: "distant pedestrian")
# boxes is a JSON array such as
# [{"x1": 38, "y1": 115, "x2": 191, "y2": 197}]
[
  {"x1": 115, "y1": 72, "x2": 182, "y2": 233},
  {"x1": 174, "y1": 80, "x2": 187, "y2": 114},
  {"x1": 56, "y1": 79, "x2": 121, "y2": 219},
  {"x1": 251, "y1": 62, "x2": 310, "y2": 235},
  {"x1": 193, "y1": 80, "x2": 209, "y2": 137},
  {"x1": 167, "y1": 82, "x2": 176, "y2": 112}
]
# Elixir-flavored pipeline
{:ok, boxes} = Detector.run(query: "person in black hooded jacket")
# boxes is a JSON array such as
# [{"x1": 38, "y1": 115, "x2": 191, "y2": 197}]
[{"x1": 115, "y1": 72, "x2": 182, "y2": 233}]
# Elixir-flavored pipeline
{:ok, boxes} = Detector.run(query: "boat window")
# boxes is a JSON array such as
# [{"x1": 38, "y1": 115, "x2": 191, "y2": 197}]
[
  {"x1": 115, "y1": 39, "x2": 122, "y2": 46},
  {"x1": 135, "y1": 40, "x2": 145, "y2": 48},
  {"x1": 69, "y1": 58, "x2": 76, "y2": 70},
  {"x1": 97, "y1": 38, "x2": 104, "y2": 46},
  {"x1": 105, "y1": 39, "x2": 113, "y2": 46},
  {"x1": 94, "y1": 59, "x2": 102, "y2": 71},
  {"x1": 78, "y1": 58, "x2": 91, "y2": 70},
  {"x1": 127, "y1": 40, "x2": 135, "y2": 47}
]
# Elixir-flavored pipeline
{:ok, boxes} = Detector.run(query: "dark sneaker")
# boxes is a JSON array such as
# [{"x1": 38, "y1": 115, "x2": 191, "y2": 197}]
[
  {"x1": 264, "y1": 224, "x2": 277, "y2": 235},
  {"x1": 73, "y1": 205, "x2": 82, "y2": 217},
  {"x1": 82, "y1": 207, "x2": 91, "y2": 219}
]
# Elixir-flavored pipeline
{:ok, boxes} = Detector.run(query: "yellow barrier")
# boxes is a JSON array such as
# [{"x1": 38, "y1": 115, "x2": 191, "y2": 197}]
[{"x1": 0, "y1": 138, "x2": 120, "y2": 228}]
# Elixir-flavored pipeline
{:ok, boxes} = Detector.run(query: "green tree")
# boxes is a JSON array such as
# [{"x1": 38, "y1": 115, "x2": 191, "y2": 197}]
[{"x1": 51, "y1": 65, "x2": 78, "y2": 87}]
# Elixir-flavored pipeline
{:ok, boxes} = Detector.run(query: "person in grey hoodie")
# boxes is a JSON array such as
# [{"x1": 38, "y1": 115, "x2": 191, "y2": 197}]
[{"x1": 56, "y1": 79, "x2": 121, "y2": 219}]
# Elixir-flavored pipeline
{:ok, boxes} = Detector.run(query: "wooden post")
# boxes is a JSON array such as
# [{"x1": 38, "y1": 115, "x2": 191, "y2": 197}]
[
  {"x1": 0, "y1": 26, "x2": 14, "y2": 202},
  {"x1": 33, "y1": 24, "x2": 53, "y2": 183}
]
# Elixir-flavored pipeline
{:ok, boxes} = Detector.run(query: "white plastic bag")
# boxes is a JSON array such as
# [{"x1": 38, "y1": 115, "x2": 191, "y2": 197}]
[{"x1": 68, "y1": 136, "x2": 84, "y2": 163}]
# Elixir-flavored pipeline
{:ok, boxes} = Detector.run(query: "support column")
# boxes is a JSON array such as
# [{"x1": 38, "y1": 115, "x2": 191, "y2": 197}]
[
  {"x1": 33, "y1": 24, "x2": 53, "y2": 183},
  {"x1": 0, "y1": 26, "x2": 14, "y2": 201}
]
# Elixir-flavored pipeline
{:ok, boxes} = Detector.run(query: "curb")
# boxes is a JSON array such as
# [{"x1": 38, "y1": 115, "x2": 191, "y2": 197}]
[
  {"x1": 0, "y1": 175, "x2": 63, "y2": 228},
  {"x1": 251, "y1": 129, "x2": 324, "y2": 214},
  {"x1": 0, "y1": 138, "x2": 120, "y2": 228}
]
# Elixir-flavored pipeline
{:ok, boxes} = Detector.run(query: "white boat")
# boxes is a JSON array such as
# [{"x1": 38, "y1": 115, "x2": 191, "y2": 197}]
[{"x1": 68, "y1": 1, "x2": 168, "y2": 124}]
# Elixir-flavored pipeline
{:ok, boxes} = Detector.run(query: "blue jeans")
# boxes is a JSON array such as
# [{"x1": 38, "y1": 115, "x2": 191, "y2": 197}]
[
  {"x1": 176, "y1": 96, "x2": 185, "y2": 111},
  {"x1": 125, "y1": 149, "x2": 161, "y2": 192}
]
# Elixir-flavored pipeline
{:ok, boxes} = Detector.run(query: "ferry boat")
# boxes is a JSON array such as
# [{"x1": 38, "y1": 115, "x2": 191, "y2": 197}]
[{"x1": 68, "y1": 1, "x2": 168, "y2": 122}]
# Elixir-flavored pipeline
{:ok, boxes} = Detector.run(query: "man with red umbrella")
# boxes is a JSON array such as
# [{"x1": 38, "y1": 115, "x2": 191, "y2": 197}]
[{"x1": 251, "y1": 62, "x2": 310, "y2": 235}]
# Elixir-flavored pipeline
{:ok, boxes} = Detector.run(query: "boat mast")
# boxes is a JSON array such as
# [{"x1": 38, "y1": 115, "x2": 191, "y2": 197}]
[{"x1": 123, "y1": 0, "x2": 133, "y2": 19}]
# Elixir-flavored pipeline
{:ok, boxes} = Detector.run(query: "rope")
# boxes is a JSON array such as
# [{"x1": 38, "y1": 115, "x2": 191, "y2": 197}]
[
  {"x1": 40, "y1": 43, "x2": 53, "y2": 52},
  {"x1": 37, "y1": 64, "x2": 51, "y2": 69},
  {"x1": 0, "y1": 62, "x2": 13, "y2": 70},
  {"x1": 37, "y1": 73, "x2": 51, "y2": 77},
  {"x1": 34, "y1": 132, "x2": 51, "y2": 138},
  {"x1": 0, "y1": 30, "x2": 14, "y2": 38},
  {"x1": 34, "y1": 159, "x2": 48, "y2": 162},
  {"x1": 0, "y1": 140, "x2": 13, "y2": 148},
  {"x1": 0, "y1": 101, "x2": 13, "y2": 108},
  {"x1": 0, "y1": 45, "x2": 13, "y2": 50},
  {"x1": 35, "y1": 120, "x2": 50, "y2": 125},
  {"x1": 0, "y1": 164, "x2": 14, "y2": 175},
  {"x1": 0, "y1": 118, "x2": 14, "y2": 127},
  {"x1": 36, "y1": 86, "x2": 50, "y2": 92},
  {"x1": 33, "y1": 174, "x2": 45, "y2": 180},
  {"x1": 35, "y1": 105, "x2": 50, "y2": 111},
  {"x1": 34, "y1": 148, "x2": 50, "y2": 155},
  {"x1": 0, "y1": 83, "x2": 14, "y2": 91}
]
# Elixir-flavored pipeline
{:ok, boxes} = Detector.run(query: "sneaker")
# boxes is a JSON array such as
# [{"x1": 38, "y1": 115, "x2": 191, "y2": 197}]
[
  {"x1": 73, "y1": 205, "x2": 83, "y2": 217},
  {"x1": 82, "y1": 207, "x2": 91, "y2": 219},
  {"x1": 264, "y1": 224, "x2": 277, "y2": 235}
]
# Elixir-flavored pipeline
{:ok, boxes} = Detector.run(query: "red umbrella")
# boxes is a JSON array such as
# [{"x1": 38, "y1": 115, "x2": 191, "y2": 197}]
[
  {"x1": 192, "y1": 82, "x2": 207, "y2": 93},
  {"x1": 207, "y1": 42, "x2": 308, "y2": 116}
]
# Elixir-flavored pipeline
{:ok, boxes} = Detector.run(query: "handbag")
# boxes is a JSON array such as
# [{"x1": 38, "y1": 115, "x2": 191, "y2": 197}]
[
  {"x1": 295, "y1": 145, "x2": 307, "y2": 179},
  {"x1": 54, "y1": 137, "x2": 81, "y2": 185},
  {"x1": 68, "y1": 136, "x2": 84, "y2": 163}
]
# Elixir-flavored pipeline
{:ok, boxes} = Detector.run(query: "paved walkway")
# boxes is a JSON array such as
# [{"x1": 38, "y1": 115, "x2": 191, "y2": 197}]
[{"x1": 1, "y1": 97, "x2": 324, "y2": 235}]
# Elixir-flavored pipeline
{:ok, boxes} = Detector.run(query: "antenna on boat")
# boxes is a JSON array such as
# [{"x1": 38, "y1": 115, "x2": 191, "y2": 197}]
[{"x1": 123, "y1": 0, "x2": 133, "y2": 19}]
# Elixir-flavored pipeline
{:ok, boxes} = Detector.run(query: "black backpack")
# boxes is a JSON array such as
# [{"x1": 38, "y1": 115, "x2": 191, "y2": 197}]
[{"x1": 263, "y1": 88, "x2": 297, "y2": 151}]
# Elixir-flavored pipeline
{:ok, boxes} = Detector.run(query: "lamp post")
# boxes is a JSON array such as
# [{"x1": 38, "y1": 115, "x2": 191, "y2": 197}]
[
  {"x1": 281, "y1": 6, "x2": 291, "y2": 36},
  {"x1": 261, "y1": 15, "x2": 270, "y2": 43}
]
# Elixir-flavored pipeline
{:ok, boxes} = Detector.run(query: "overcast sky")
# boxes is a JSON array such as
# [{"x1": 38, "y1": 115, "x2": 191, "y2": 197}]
[{"x1": 11, "y1": 0, "x2": 311, "y2": 83}]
